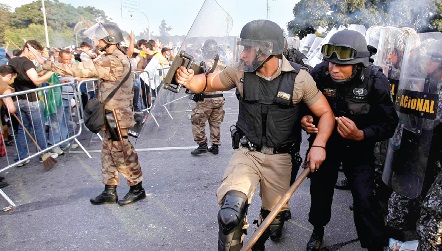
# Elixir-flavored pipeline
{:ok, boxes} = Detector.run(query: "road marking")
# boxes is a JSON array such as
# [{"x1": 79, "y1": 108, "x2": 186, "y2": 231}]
[{"x1": 69, "y1": 146, "x2": 197, "y2": 154}]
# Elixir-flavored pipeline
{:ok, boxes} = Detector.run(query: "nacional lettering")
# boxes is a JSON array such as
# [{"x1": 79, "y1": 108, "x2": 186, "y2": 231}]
[{"x1": 398, "y1": 95, "x2": 435, "y2": 114}]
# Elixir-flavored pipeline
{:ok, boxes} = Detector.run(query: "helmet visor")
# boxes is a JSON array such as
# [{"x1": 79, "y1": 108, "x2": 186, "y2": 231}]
[
  {"x1": 235, "y1": 39, "x2": 273, "y2": 72},
  {"x1": 83, "y1": 22, "x2": 109, "y2": 42},
  {"x1": 321, "y1": 44, "x2": 357, "y2": 61}
]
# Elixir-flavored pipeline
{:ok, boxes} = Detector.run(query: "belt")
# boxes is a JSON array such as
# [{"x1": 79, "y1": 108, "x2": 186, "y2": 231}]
[
  {"x1": 239, "y1": 136, "x2": 293, "y2": 155},
  {"x1": 202, "y1": 94, "x2": 223, "y2": 98},
  {"x1": 255, "y1": 145, "x2": 292, "y2": 155}
]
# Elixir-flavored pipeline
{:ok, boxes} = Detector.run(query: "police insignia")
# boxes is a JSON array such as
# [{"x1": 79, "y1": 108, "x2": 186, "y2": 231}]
[
  {"x1": 324, "y1": 88, "x2": 336, "y2": 97},
  {"x1": 277, "y1": 91, "x2": 290, "y2": 101},
  {"x1": 353, "y1": 88, "x2": 368, "y2": 96}
]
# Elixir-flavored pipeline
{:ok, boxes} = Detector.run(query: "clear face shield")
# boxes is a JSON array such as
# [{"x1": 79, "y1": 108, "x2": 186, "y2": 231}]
[
  {"x1": 83, "y1": 22, "x2": 109, "y2": 42},
  {"x1": 235, "y1": 39, "x2": 273, "y2": 72}
]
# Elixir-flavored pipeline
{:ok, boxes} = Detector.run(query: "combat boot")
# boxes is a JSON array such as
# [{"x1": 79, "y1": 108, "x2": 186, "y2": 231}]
[
  {"x1": 118, "y1": 182, "x2": 146, "y2": 206},
  {"x1": 191, "y1": 143, "x2": 208, "y2": 155},
  {"x1": 90, "y1": 185, "x2": 118, "y2": 205},
  {"x1": 306, "y1": 226, "x2": 324, "y2": 251},
  {"x1": 208, "y1": 144, "x2": 219, "y2": 155}
]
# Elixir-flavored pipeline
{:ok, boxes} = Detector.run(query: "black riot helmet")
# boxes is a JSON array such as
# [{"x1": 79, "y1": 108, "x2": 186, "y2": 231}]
[
  {"x1": 321, "y1": 30, "x2": 371, "y2": 67},
  {"x1": 202, "y1": 39, "x2": 218, "y2": 60},
  {"x1": 239, "y1": 20, "x2": 284, "y2": 55},
  {"x1": 84, "y1": 22, "x2": 124, "y2": 45},
  {"x1": 236, "y1": 20, "x2": 284, "y2": 72}
]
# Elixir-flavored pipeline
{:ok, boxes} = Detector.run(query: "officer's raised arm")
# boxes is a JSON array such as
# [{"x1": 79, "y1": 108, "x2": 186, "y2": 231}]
[{"x1": 175, "y1": 66, "x2": 230, "y2": 93}]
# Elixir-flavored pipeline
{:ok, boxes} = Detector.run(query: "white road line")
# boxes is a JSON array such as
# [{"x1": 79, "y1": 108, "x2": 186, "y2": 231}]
[{"x1": 69, "y1": 146, "x2": 197, "y2": 154}]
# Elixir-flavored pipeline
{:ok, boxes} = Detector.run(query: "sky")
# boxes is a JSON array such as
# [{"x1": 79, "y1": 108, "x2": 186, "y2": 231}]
[{"x1": 1, "y1": 0, "x2": 300, "y2": 36}]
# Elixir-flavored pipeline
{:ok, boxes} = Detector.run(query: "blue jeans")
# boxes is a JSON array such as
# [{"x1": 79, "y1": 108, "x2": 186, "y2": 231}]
[
  {"x1": 47, "y1": 105, "x2": 63, "y2": 146},
  {"x1": 59, "y1": 98, "x2": 77, "y2": 147},
  {"x1": 14, "y1": 100, "x2": 47, "y2": 161}
]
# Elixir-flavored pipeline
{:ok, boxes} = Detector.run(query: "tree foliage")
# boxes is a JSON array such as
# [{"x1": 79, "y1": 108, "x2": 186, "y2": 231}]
[
  {"x1": 2, "y1": 0, "x2": 114, "y2": 48},
  {"x1": 288, "y1": 0, "x2": 442, "y2": 38}
]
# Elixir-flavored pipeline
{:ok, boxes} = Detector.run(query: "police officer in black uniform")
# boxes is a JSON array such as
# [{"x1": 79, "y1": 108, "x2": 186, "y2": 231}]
[{"x1": 302, "y1": 30, "x2": 399, "y2": 251}]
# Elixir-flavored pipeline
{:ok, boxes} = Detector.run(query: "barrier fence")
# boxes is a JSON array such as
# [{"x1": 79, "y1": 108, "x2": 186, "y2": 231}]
[{"x1": 0, "y1": 66, "x2": 170, "y2": 211}]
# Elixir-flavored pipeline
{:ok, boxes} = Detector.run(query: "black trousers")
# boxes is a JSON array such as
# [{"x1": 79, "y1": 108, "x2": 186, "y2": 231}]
[{"x1": 308, "y1": 139, "x2": 386, "y2": 248}]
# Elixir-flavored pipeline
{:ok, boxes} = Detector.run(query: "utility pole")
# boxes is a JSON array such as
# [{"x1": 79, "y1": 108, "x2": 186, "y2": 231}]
[
  {"x1": 140, "y1": 12, "x2": 150, "y2": 40},
  {"x1": 267, "y1": 0, "x2": 269, "y2": 19},
  {"x1": 41, "y1": 0, "x2": 50, "y2": 48}
]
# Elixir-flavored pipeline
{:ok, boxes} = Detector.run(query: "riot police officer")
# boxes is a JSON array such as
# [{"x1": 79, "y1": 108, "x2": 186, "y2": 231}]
[
  {"x1": 381, "y1": 35, "x2": 442, "y2": 250},
  {"x1": 32, "y1": 23, "x2": 146, "y2": 206},
  {"x1": 190, "y1": 39, "x2": 225, "y2": 155},
  {"x1": 176, "y1": 20, "x2": 335, "y2": 251},
  {"x1": 302, "y1": 29, "x2": 399, "y2": 251}
]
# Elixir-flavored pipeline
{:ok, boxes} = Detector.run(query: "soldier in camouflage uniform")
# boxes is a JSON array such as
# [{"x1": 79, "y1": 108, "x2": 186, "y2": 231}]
[
  {"x1": 32, "y1": 23, "x2": 146, "y2": 206},
  {"x1": 190, "y1": 39, "x2": 225, "y2": 155}
]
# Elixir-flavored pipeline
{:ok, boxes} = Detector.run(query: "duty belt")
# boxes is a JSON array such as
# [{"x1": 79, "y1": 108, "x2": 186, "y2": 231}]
[
  {"x1": 240, "y1": 136, "x2": 292, "y2": 155},
  {"x1": 202, "y1": 94, "x2": 223, "y2": 98}
]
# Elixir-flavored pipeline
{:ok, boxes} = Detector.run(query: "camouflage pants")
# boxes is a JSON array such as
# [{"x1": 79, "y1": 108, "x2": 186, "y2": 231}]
[
  {"x1": 101, "y1": 130, "x2": 143, "y2": 186},
  {"x1": 417, "y1": 170, "x2": 442, "y2": 250},
  {"x1": 191, "y1": 98, "x2": 225, "y2": 145},
  {"x1": 386, "y1": 192, "x2": 421, "y2": 230}
]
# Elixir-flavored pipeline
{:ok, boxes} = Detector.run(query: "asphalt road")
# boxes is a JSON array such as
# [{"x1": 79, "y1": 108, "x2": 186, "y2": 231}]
[{"x1": 0, "y1": 89, "x2": 364, "y2": 251}]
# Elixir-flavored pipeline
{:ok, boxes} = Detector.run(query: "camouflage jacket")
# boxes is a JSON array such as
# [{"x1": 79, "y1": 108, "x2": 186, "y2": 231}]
[{"x1": 43, "y1": 49, "x2": 134, "y2": 128}]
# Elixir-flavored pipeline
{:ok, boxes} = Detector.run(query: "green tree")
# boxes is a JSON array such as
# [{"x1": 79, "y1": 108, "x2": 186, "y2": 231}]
[
  {"x1": 0, "y1": 4, "x2": 12, "y2": 44},
  {"x1": 288, "y1": 0, "x2": 442, "y2": 37},
  {"x1": 5, "y1": 0, "x2": 115, "y2": 48},
  {"x1": 287, "y1": 0, "x2": 332, "y2": 38}
]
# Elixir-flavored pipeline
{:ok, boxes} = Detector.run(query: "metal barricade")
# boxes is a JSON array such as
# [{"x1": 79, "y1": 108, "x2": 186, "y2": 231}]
[
  {"x1": 0, "y1": 83, "x2": 83, "y2": 211},
  {"x1": 75, "y1": 78, "x2": 103, "y2": 145}
]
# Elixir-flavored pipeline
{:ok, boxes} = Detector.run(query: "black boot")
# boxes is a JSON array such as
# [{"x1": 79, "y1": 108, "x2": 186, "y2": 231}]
[
  {"x1": 270, "y1": 210, "x2": 291, "y2": 241},
  {"x1": 118, "y1": 182, "x2": 146, "y2": 206},
  {"x1": 208, "y1": 144, "x2": 219, "y2": 155},
  {"x1": 90, "y1": 185, "x2": 118, "y2": 205},
  {"x1": 191, "y1": 143, "x2": 208, "y2": 155},
  {"x1": 306, "y1": 226, "x2": 324, "y2": 251}
]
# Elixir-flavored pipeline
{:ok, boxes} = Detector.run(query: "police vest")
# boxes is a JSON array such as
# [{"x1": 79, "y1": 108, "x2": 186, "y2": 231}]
[
  {"x1": 316, "y1": 63, "x2": 378, "y2": 128},
  {"x1": 236, "y1": 63, "x2": 302, "y2": 148}
]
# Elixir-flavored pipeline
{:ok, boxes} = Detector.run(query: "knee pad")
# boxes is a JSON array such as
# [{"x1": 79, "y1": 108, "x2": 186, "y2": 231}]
[{"x1": 218, "y1": 190, "x2": 248, "y2": 234}]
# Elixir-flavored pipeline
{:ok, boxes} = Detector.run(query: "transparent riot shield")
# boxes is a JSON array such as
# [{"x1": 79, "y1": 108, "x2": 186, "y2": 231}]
[
  {"x1": 307, "y1": 27, "x2": 339, "y2": 68},
  {"x1": 365, "y1": 26, "x2": 382, "y2": 64},
  {"x1": 143, "y1": 0, "x2": 232, "y2": 135},
  {"x1": 306, "y1": 37, "x2": 323, "y2": 59},
  {"x1": 383, "y1": 32, "x2": 442, "y2": 199},
  {"x1": 162, "y1": 0, "x2": 233, "y2": 93},
  {"x1": 376, "y1": 27, "x2": 416, "y2": 101}
]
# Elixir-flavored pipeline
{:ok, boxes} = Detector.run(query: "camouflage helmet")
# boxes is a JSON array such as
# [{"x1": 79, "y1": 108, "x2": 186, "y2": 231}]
[
  {"x1": 84, "y1": 22, "x2": 124, "y2": 45},
  {"x1": 101, "y1": 24, "x2": 124, "y2": 44},
  {"x1": 322, "y1": 29, "x2": 371, "y2": 67},
  {"x1": 239, "y1": 20, "x2": 284, "y2": 55}
]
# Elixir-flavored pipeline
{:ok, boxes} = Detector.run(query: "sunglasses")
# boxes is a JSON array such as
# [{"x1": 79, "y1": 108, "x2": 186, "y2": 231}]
[{"x1": 321, "y1": 44, "x2": 358, "y2": 61}]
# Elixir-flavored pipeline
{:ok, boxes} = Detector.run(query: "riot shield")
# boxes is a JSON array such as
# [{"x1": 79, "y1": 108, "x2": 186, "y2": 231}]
[
  {"x1": 162, "y1": 0, "x2": 233, "y2": 93},
  {"x1": 376, "y1": 27, "x2": 416, "y2": 101},
  {"x1": 383, "y1": 32, "x2": 442, "y2": 199},
  {"x1": 307, "y1": 27, "x2": 339, "y2": 68},
  {"x1": 365, "y1": 26, "x2": 382, "y2": 64},
  {"x1": 141, "y1": 0, "x2": 232, "y2": 137}
]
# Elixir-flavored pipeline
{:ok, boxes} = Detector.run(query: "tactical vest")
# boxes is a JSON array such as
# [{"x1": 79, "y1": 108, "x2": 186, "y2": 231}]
[
  {"x1": 236, "y1": 63, "x2": 302, "y2": 148},
  {"x1": 316, "y1": 63, "x2": 377, "y2": 128}
]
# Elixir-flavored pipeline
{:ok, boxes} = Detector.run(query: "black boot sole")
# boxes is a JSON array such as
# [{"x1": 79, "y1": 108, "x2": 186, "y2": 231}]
[
  {"x1": 90, "y1": 199, "x2": 118, "y2": 205},
  {"x1": 118, "y1": 192, "x2": 147, "y2": 206},
  {"x1": 191, "y1": 150, "x2": 208, "y2": 155}
]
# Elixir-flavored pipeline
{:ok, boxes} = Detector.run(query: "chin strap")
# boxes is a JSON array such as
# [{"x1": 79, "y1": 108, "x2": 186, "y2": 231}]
[
  {"x1": 99, "y1": 44, "x2": 111, "y2": 52},
  {"x1": 331, "y1": 65, "x2": 362, "y2": 84}
]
